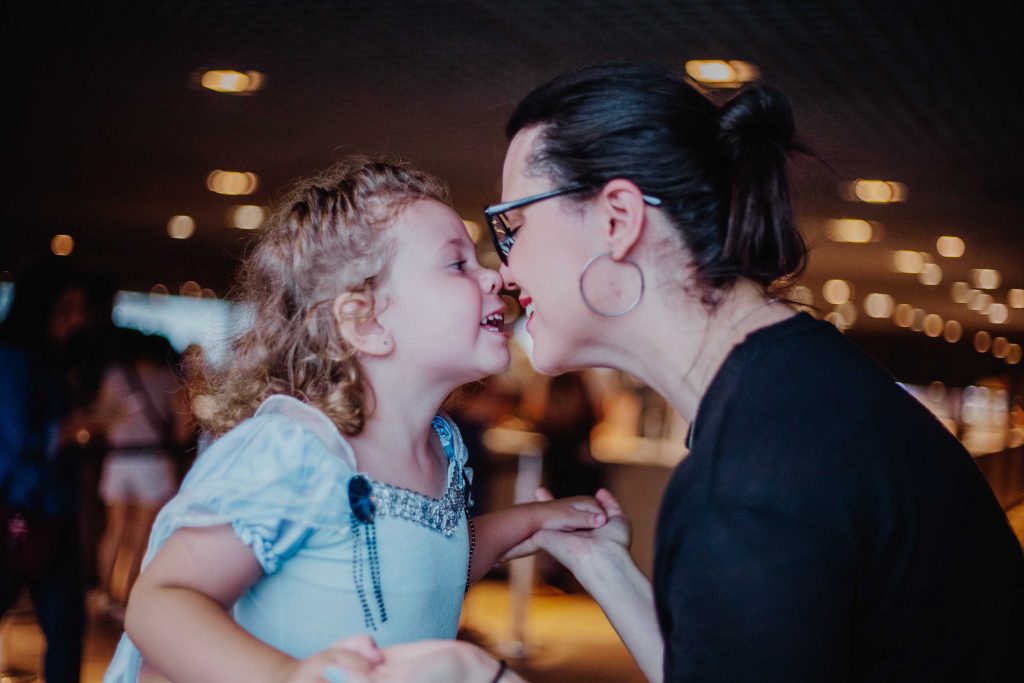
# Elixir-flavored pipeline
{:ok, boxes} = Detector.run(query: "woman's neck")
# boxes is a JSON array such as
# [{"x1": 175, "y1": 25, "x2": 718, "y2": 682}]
[{"x1": 592, "y1": 279, "x2": 794, "y2": 424}]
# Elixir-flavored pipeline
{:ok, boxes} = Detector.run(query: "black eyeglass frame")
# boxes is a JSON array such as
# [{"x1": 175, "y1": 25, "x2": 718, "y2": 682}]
[{"x1": 484, "y1": 184, "x2": 663, "y2": 264}]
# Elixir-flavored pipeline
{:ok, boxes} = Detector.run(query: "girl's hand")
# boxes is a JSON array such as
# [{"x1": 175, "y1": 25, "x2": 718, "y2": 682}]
[
  {"x1": 530, "y1": 488, "x2": 632, "y2": 574},
  {"x1": 499, "y1": 489, "x2": 611, "y2": 562},
  {"x1": 368, "y1": 640, "x2": 524, "y2": 683},
  {"x1": 278, "y1": 635, "x2": 382, "y2": 683}
]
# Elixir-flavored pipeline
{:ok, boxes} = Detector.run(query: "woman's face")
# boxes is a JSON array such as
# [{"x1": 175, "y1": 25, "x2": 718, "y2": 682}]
[{"x1": 498, "y1": 127, "x2": 600, "y2": 374}]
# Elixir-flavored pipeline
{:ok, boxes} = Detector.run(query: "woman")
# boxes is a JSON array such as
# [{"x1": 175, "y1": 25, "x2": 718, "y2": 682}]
[{"x1": 478, "y1": 63, "x2": 1021, "y2": 681}]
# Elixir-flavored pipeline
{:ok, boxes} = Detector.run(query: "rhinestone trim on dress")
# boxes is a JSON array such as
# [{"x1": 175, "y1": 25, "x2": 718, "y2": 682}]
[{"x1": 366, "y1": 468, "x2": 465, "y2": 537}]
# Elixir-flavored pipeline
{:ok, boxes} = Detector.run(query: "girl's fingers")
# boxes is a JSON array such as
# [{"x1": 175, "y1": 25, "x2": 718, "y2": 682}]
[
  {"x1": 595, "y1": 488, "x2": 624, "y2": 517},
  {"x1": 330, "y1": 634, "x2": 383, "y2": 664}
]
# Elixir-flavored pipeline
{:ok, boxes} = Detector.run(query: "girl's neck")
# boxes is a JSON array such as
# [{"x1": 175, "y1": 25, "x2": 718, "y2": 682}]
[
  {"x1": 591, "y1": 278, "x2": 794, "y2": 424},
  {"x1": 343, "y1": 375, "x2": 451, "y2": 495}
]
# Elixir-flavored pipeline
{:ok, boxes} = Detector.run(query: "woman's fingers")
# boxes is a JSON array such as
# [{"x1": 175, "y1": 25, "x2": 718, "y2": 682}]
[
  {"x1": 535, "y1": 486, "x2": 555, "y2": 502},
  {"x1": 595, "y1": 487, "x2": 624, "y2": 517}
]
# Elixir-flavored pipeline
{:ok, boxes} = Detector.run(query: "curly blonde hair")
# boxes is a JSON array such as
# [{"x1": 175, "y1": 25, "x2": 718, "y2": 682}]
[{"x1": 193, "y1": 156, "x2": 449, "y2": 437}]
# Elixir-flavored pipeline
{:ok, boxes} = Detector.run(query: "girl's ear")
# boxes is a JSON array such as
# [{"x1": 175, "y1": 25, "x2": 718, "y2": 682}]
[
  {"x1": 597, "y1": 178, "x2": 647, "y2": 260},
  {"x1": 332, "y1": 292, "x2": 393, "y2": 356}
]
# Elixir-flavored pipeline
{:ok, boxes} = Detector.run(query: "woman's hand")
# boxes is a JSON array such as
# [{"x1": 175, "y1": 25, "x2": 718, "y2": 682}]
[
  {"x1": 528, "y1": 488, "x2": 631, "y2": 575},
  {"x1": 497, "y1": 492, "x2": 609, "y2": 562},
  {"x1": 277, "y1": 635, "x2": 382, "y2": 683}
]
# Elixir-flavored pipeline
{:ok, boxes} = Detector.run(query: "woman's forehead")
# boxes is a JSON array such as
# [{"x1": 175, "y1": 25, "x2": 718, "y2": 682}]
[{"x1": 502, "y1": 126, "x2": 547, "y2": 199}]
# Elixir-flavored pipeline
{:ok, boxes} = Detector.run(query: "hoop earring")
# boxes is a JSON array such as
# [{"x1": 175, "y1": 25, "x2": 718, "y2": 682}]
[{"x1": 578, "y1": 252, "x2": 644, "y2": 318}]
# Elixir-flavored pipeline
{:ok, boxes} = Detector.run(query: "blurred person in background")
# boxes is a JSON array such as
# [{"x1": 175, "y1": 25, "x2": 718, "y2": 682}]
[
  {"x1": 481, "y1": 63, "x2": 1024, "y2": 681},
  {"x1": 0, "y1": 255, "x2": 94, "y2": 683},
  {"x1": 94, "y1": 329, "x2": 191, "y2": 620}
]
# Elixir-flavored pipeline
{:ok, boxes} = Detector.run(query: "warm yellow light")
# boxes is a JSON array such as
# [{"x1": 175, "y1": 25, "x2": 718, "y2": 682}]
[
  {"x1": 207, "y1": 170, "x2": 258, "y2": 196},
  {"x1": 894, "y1": 303, "x2": 915, "y2": 327},
  {"x1": 844, "y1": 179, "x2": 908, "y2": 204},
  {"x1": 992, "y1": 337, "x2": 1010, "y2": 358},
  {"x1": 167, "y1": 215, "x2": 195, "y2": 239},
  {"x1": 179, "y1": 280, "x2": 201, "y2": 297},
  {"x1": 837, "y1": 302, "x2": 858, "y2": 327},
  {"x1": 923, "y1": 313, "x2": 943, "y2": 337},
  {"x1": 50, "y1": 234, "x2": 74, "y2": 256},
  {"x1": 918, "y1": 263, "x2": 942, "y2": 286},
  {"x1": 825, "y1": 218, "x2": 874, "y2": 243},
  {"x1": 463, "y1": 220, "x2": 482, "y2": 243},
  {"x1": 822, "y1": 279, "x2": 851, "y2": 305},
  {"x1": 1007, "y1": 344, "x2": 1022, "y2": 365},
  {"x1": 969, "y1": 291, "x2": 992, "y2": 312},
  {"x1": 971, "y1": 268, "x2": 1001, "y2": 290},
  {"x1": 200, "y1": 69, "x2": 265, "y2": 93},
  {"x1": 910, "y1": 308, "x2": 925, "y2": 332},
  {"x1": 864, "y1": 293, "x2": 895, "y2": 318},
  {"x1": 230, "y1": 205, "x2": 266, "y2": 230},
  {"x1": 150, "y1": 284, "x2": 169, "y2": 296},
  {"x1": 1009, "y1": 289, "x2": 1024, "y2": 309},
  {"x1": 936, "y1": 236, "x2": 965, "y2": 258},
  {"x1": 988, "y1": 303, "x2": 1009, "y2": 324},
  {"x1": 951, "y1": 281, "x2": 971, "y2": 303},
  {"x1": 684, "y1": 60, "x2": 759, "y2": 87},
  {"x1": 943, "y1": 320, "x2": 962, "y2": 343},
  {"x1": 974, "y1": 330, "x2": 992, "y2": 353},
  {"x1": 891, "y1": 250, "x2": 924, "y2": 274}
]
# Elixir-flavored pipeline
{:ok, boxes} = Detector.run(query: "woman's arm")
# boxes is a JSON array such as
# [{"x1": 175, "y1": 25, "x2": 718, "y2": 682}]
[
  {"x1": 125, "y1": 524, "x2": 375, "y2": 683},
  {"x1": 469, "y1": 496, "x2": 606, "y2": 583},
  {"x1": 532, "y1": 489, "x2": 664, "y2": 683}
]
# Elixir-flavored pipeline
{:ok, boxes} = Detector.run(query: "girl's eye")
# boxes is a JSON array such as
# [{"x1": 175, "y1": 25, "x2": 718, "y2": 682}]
[{"x1": 450, "y1": 260, "x2": 468, "y2": 272}]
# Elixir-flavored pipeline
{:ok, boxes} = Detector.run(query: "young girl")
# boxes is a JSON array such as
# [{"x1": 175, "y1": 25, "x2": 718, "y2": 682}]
[{"x1": 104, "y1": 158, "x2": 607, "y2": 683}]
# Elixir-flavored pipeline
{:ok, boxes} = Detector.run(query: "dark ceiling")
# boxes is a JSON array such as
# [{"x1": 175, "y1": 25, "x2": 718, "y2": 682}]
[{"x1": 3, "y1": 0, "x2": 1023, "y2": 380}]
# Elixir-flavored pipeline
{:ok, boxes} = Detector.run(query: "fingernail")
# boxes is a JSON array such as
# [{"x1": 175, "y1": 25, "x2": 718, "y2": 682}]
[{"x1": 323, "y1": 665, "x2": 347, "y2": 683}]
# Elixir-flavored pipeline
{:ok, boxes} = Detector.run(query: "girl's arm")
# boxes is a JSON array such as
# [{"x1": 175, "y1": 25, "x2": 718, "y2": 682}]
[
  {"x1": 468, "y1": 496, "x2": 606, "y2": 583},
  {"x1": 125, "y1": 524, "x2": 376, "y2": 683}
]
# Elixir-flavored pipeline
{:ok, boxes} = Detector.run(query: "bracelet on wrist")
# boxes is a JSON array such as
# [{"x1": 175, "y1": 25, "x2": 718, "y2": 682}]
[{"x1": 488, "y1": 659, "x2": 507, "y2": 683}]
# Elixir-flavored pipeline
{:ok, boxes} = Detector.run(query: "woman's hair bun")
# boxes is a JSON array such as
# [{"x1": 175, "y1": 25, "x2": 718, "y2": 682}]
[{"x1": 718, "y1": 86, "x2": 796, "y2": 159}]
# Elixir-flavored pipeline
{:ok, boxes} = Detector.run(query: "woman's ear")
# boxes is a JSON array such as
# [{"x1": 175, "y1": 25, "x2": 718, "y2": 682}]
[
  {"x1": 598, "y1": 179, "x2": 648, "y2": 260},
  {"x1": 331, "y1": 292, "x2": 393, "y2": 356}
]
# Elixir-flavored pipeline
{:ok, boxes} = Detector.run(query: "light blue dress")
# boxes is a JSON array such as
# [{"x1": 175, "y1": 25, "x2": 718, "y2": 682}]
[{"x1": 104, "y1": 394, "x2": 470, "y2": 682}]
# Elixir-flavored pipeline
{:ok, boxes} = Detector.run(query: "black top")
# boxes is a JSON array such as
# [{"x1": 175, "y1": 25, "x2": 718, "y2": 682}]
[{"x1": 653, "y1": 313, "x2": 1024, "y2": 682}]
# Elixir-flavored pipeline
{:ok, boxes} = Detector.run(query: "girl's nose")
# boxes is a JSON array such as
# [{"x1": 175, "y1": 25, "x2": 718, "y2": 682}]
[
  {"x1": 481, "y1": 267, "x2": 503, "y2": 294},
  {"x1": 498, "y1": 262, "x2": 517, "y2": 291}
]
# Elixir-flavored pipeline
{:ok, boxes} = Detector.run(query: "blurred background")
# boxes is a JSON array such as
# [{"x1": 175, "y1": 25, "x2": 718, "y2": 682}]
[{"x1": 2, "y1": 1, "x2": 1022, "y2": 681}]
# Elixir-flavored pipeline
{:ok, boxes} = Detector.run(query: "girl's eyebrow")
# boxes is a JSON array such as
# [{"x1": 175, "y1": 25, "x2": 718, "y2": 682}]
[{"x1": 438, "y1": 237, "x2": 469, "y2": 253}]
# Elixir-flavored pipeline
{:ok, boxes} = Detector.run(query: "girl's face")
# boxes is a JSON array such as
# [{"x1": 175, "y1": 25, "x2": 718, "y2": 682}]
[
  {"x1": 498, "y1": 127, "x2": 600, "y2": 375},
  {"x1": 378, "y1": 199, "x2": 511, "y2": 388}
]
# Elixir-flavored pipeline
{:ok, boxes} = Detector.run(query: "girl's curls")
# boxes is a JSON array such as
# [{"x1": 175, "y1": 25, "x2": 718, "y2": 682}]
[{"x1": 193, "y1": 157, "x2": 448, "y2": 437}]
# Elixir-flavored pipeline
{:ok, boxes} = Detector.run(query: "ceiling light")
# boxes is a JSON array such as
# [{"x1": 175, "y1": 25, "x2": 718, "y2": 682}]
[
  {"x1": 864, "y1": 293, "x2": 895, "y2": 318},
  {"x1": 179, "y1": 280, "x2": 201, "y2": 297},
  {"x1": 684, "y1": 60, "x2": 759, "y2": 87},
  {"x1": 836, "y1": 302, "x2": 858, "y2": 326},
  {"x1": 936, "y1": 236, "x2": 965, "y2": 258},
  {"x1": 200, "y1": 69, "x2": 265, "y2": 93},
  {"x1": 974, "y1": 331, "x2": 992, "y2": 353},
  {"x1": 891, "y1": 250, "x2": 924, "y2": 274},
  {"x1": 822, "y1": 279, "x2": 851, "y2": 305},
  {"x1": 50, "y1": 234, "x2": 74, "y2": 256},
  {"x1": 969, "y1": 292, "x2": 992, "y2": 312},
  {"x1": 208, "y1": 170, "x2": 258, "y2": 196},
  {"x1": 167, "y1": 215, "x2": 196, "y2": 239},
  {"x1": 894, "y1": 303, "x2": 915, "y2": 327},
  {"x1": 923, "y1": 314, "x2": 943, "y2": 337},
  {"x1": 790, "y1": 285, "x2": 814, "y2": 306},
  {"x1": 1007, "y1": 344, "x2": 1022, "y2": 365},
  {"x1": 911, "y1": 308, "x2": 925, "y2": 332},
  {"x1": 988, "y1": 303, "x2": 1009, "y2": 324},
  {"x1": 992, "y1": 337, "x2": 1010, "y2": 358},
  {"x1": 943, "y1": 320, "x2": 962, "y2": 343},
  {"x1": 918, "y1": 263, "x2": 942, "y2": 286},
  {"x1": 825, "y1": 218, "x2": 876, "y2": 243},
  {"x1": 951, "y1": 281, "x2": 971, "y2": 303},
  {"x1": 841, "y1": 179, "x2": 908, "y2": 204},
  {"x1": 971, "y1": 268, "x2": 1001, "y2": 290},
  {"x1": 1009, "y1": 289, "x2": 1024, "y2": 308},
  {"x1": 230, "y1": 205, "x2": 266, "y2": 230}
]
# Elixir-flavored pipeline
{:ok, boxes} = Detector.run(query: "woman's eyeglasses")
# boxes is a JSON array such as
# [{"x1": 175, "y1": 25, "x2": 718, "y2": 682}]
[{"x1": 483, "y1": 184, "x2": 662, "y2": 265}]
